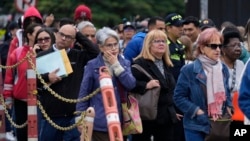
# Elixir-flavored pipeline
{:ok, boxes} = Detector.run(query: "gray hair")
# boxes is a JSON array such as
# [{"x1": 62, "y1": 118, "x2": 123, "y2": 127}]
[
  {"x1": 95, "y1": 27, "x2": 119, "y2": 46},
  {"x1": 77, "y1": 21, "x2": 96, "y2": 32}
]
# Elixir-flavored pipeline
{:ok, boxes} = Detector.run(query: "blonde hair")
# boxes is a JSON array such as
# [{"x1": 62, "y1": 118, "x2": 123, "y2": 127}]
[{"x1": 135, "y1": 29, "x2": 173, "y2": 67}]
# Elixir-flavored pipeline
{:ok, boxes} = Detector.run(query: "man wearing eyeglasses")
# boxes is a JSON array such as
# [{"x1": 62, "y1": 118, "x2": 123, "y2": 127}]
[{"x1": 36, "y1": 24, "x2": 99, "y2": 141}]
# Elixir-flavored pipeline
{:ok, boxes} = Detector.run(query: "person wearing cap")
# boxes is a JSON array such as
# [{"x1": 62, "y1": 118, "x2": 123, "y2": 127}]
[
  {"x1": 165, "y1": 13, "x2": 185, "y2": 81},
  {"x1": 124, "y1": 16, "x2": 165, "y2": 63},
  {"x1": 200, "y1": 18, "x2": 216, "y2": 31},
  {"x1": 0, "y1": 21, "x2": 19, "y2": 71},
  {"x1": 165, "y1": 13, "x2": 186, "y2": 141},
  {"x1": 74, "y1": 4, "x2": 92, "y2": 25},
  {"x1": 119, "y1": 21, "x2": 136, "y2": 54},
  {"x1": 182, "y1": 16, "x2": 201, "y2": 44}
]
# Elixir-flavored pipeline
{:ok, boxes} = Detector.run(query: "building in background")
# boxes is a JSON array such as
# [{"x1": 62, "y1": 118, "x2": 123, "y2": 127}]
[{"x1": 185, "y1": 0, "x2": 250, "y2": 27}]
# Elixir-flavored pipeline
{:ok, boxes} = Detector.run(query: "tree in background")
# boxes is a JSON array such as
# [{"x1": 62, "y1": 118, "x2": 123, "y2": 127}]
[{"x1": 1, "y1": 0, "x2": 185, "y2": 28}]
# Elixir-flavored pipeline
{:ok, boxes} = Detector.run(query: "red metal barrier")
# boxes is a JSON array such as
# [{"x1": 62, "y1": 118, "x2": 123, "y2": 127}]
[{"x1": 27, "y1": 53, "x2": 38, "y2": 141}]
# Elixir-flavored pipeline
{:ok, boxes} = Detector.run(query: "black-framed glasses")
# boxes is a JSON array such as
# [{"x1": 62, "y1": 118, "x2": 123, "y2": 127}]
[
  {"x1": 37, "y1": 37, "x2": 51, "y2": 43},
  {"x1": 206, "y1": 44, "x2": 222, "y2": 50},
  {"x1": 57, "y1": 32, "x2": 75, "y2": 41}
]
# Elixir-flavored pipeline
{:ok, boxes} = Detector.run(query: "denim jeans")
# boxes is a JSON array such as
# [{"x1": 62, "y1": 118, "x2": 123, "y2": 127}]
[
  {"x1": 184, "y1": 128, "x2": 206, "y2": 141},
  {"x1": 39, "y1": 116, "x2": 80, "y2": 141}
]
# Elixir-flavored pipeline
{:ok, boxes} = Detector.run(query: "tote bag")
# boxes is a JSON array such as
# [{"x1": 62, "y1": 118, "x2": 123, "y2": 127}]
[{"x1": 130, "y1": 64, "x2": 160, "y2": 120}]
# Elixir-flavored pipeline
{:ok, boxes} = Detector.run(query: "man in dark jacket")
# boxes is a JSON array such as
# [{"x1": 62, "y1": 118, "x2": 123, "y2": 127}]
[{"x1": 37, "y1": 24, "x2": 99, "y2": 141}]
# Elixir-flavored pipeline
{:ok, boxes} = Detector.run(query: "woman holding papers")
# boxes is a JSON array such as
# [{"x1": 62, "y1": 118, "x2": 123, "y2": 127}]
[
  {"x1": 76, "y1": 27, "x2": 136, "y2": 141},
  {"x1": 3, "y1": 23, "x2": 42, "y2": 141}
]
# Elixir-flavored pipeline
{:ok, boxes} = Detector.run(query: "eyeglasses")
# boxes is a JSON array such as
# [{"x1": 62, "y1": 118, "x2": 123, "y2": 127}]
[
  {"x1": 206, "y1": 44, "x2": 222, "y2": 50},
  {"x1": 57, "y1": 32, "x2": 75, "y2": 41},
  {"x1": 104, "y1": 42, "x2": 119, "y2": 49},
  {"x1": 152, "y1": 40, "x2": 166, "y2": 44},
  {"x1": 224, "y1": 43, "x2": 241, "y2": 48},
  {"x1": 37, "y1": 37, "x2": 51, "y2": 43}
]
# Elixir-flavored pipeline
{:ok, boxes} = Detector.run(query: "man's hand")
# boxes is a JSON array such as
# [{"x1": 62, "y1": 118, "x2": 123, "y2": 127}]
[{"x1": 48, "y1": 68, "x2": 62, "y2": 84}]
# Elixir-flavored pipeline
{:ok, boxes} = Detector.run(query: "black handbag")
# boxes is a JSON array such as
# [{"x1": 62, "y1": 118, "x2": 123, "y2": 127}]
[{"x1": 205, "y1": 113, "x2": 231, "y2": 141}]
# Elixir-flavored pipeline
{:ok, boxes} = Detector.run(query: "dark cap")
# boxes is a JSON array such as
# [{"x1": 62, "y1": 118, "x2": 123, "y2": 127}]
[
  {"x1": 200, "y1": 18, "x2": 215, "y2": 30},
  {"x1": 165, "y1": 13, "x2": 183, "y2": 26},
  {"x1": 8, "y1": 21, "x2": 19, "y2": 31},
  {"x1": 123, "y1": 21, "x2": 136, "y2": 30}
]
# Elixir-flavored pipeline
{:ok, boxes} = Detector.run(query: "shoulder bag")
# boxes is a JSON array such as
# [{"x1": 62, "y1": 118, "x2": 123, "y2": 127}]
[
  {"x1": 200, "y1": 84, "x2": 231, "y2": 141},
  {"x1": 117, "y1": 81, "x2": 142, "y2": 136},
  {"x1": 130, "y1": 64, "x2": 160, "y2": 120}
]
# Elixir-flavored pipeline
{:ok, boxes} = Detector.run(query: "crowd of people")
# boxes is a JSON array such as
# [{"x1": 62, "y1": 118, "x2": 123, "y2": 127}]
[{"x1": 1, "y1": 3, "x2": 250, "y2": 141}]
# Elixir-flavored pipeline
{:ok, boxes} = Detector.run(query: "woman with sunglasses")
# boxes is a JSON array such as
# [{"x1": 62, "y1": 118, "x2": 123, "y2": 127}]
[
  {"x1": 33, "y1": 27, "x2": 55, "y2": 54},
  {"x1": 173, "y1": 27, "x2": 232, "y2": 141}
]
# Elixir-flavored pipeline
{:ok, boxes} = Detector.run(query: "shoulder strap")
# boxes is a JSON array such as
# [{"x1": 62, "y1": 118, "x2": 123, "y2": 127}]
[{"x1": 132, "y1": 64, "x2": 153, "y2": 80}]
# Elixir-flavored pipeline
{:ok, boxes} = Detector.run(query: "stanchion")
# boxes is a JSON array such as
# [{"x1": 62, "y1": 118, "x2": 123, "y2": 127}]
[
  {"x1": 99, "y1": 66, "x2": 123, "y2": 141},
  {"x1": 81, "y1": 107, "x2": 95, "y2": 141},
  {"x1": 27, "y1": 53, "x2": 38, "y2": 141}
]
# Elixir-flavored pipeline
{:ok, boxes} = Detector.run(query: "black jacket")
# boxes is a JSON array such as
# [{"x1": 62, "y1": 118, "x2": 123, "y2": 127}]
[
  {"x1": 36, "y1": 34, "x2": 99, "y2": 118},
  {"x1": 131, "y1": 58, "x2": 177, "y2": 124}
]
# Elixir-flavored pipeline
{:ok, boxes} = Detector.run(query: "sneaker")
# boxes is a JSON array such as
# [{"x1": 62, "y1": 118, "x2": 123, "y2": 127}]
[{"x1": 6, "y1": 131, "x2": 16, "y2": 141}]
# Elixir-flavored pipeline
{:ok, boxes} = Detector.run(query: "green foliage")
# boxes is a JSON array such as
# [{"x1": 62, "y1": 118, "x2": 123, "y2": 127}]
[{"x1": 1, "y1": 0, "x2": 185, "y2": 28}]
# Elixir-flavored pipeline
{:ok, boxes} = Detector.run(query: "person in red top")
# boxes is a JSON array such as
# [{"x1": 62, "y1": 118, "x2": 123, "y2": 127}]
[
  {"x1": 6, "y1": 6, "x2": 43, "y2": 65},
  {"x1": 3, "y1": 23, "x2": 42, "y2": 141}
]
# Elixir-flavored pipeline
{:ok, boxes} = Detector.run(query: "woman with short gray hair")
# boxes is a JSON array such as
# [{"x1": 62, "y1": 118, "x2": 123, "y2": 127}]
[{"x1": 76, "y1": 27, "x2": 136, "y2": 141}]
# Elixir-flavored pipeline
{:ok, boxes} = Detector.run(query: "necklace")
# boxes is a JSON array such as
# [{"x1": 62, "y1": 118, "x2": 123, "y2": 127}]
[{"x1": 230, "y1": 64, "x2": 236, "y2": 92}]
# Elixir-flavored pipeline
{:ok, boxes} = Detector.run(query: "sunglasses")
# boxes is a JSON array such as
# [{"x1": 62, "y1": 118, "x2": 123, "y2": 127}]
[
  {"x1": 37, "y1": 37, "x2": 51, "y2": 43},
  {"x1": 206, "y1": 44, "x2": 222, "y2": 50}
]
